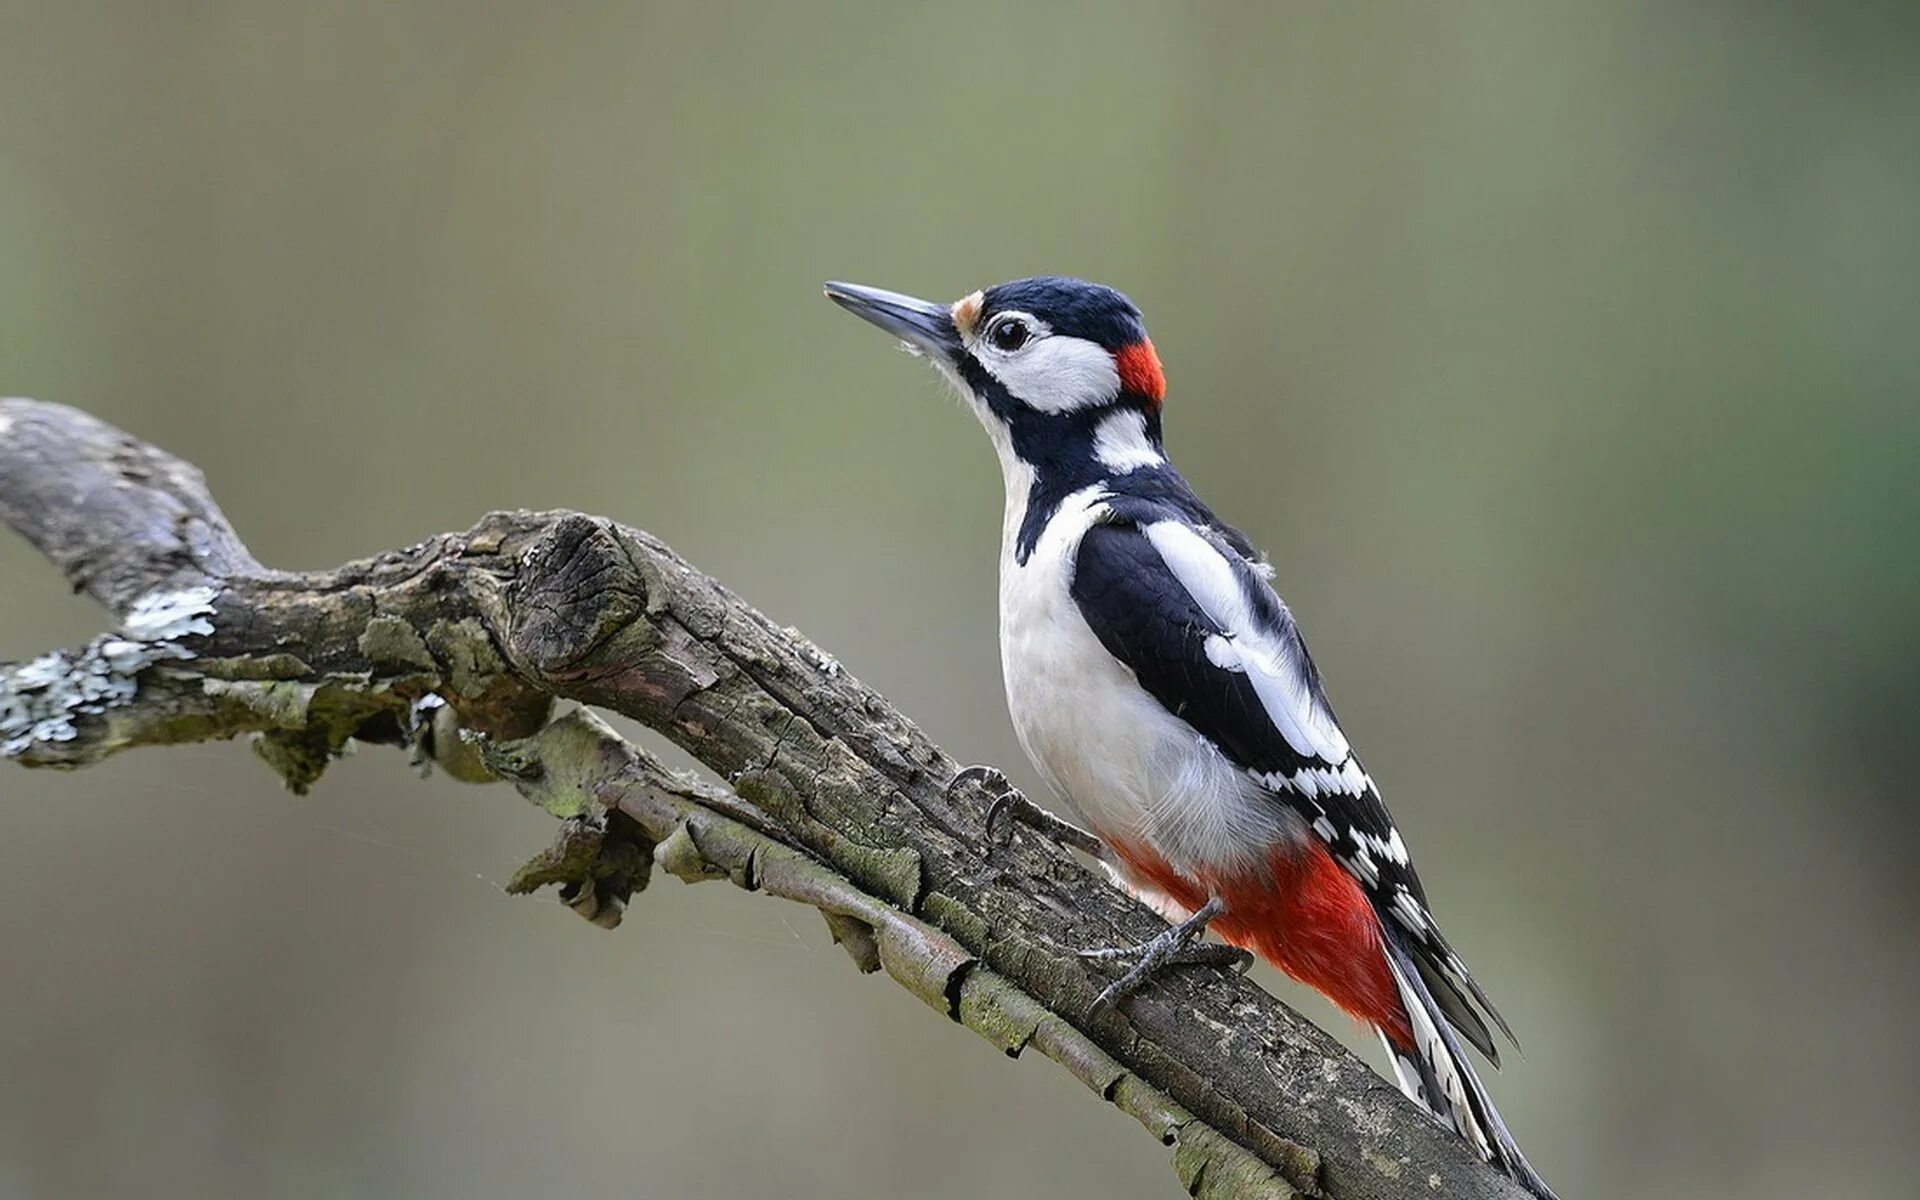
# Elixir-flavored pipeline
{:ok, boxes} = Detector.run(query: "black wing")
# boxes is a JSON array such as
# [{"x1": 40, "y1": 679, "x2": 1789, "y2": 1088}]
[{"x1": 1071, "y1": 510, "x2": 1514, "y2": 1058}]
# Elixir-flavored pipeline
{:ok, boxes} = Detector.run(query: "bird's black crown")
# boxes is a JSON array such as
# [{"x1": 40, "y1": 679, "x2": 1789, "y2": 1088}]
[{"x1": 980, "y1": 276, "x2": 1148, "y2": 350}]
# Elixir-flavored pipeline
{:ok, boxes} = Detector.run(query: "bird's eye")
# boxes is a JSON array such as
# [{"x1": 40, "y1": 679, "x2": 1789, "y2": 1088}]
[{"x1": 988, "y1": 317, "x2": 1031, "y2": 352}]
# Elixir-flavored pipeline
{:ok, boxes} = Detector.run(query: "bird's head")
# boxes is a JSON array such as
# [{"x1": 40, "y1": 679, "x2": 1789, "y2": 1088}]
[{"x1": 825, "y1": 276, "x2": 1168, "y2": 472}]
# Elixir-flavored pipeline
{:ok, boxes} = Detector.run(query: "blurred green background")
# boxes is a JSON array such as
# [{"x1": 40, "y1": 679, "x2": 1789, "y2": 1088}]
[{"x1": 3, "y1": 3, "x2": 1917, "y2": 1197}]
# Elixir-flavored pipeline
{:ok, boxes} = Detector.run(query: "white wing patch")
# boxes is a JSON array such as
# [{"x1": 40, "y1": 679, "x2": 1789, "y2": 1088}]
[{"x1": 1145, "y1": 521, "x2": 1353, "y2": 767}]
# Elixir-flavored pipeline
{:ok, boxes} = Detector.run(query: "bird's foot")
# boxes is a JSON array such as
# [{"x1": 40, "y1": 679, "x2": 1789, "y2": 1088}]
[
  {"x1": 1080, "y1": 896, "x2": 1253, "y2": 1018},
  {"x1": 947, "y1": 764, "x2": 1107, "y2": 859}
]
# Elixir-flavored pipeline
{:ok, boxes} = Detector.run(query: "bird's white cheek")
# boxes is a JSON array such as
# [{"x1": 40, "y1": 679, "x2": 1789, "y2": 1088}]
[{"x1": 982, "y1": 336, "x2": 1120, "y2": 413}]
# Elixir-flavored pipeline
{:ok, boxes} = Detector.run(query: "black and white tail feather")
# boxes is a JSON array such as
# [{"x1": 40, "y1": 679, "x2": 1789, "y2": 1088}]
[{"x1": 1380, "y1": 926, "x2": 1557, "y2": 1199}]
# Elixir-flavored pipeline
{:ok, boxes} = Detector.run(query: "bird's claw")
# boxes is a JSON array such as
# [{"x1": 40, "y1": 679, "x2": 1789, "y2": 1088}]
[
  {"x1": 1081, "y1": 896, "x2": 1252, "y2": 1018},
  {"x1": 948, "y1": 764, "x2": 1106, "y2": 859},
  {"x1": 946, "y1": 763, "x2": 1008, "y2": 807}
]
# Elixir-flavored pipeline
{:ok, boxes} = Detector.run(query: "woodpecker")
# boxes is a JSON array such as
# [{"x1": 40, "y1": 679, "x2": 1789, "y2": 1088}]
[{"x1": 825, "y1": 276, "x2": 1554, "y2": 1198}]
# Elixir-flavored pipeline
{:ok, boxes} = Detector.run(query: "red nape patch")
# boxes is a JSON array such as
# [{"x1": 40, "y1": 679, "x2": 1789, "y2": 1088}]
[
  {"x1": 1110, "y1": 840, "x2": 1413, "y2": 1050},
  {"x1": 1114, "y1": 339, "x2": 1166, "y2": 406}
]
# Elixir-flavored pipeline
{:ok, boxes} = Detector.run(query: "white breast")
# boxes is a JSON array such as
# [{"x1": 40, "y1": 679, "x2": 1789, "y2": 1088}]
[{"x1": 996, "y1": 484, "x2": 1294, "y2": 880}]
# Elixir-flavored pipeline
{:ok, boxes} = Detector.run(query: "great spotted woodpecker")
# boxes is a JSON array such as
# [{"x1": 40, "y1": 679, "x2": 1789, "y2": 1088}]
[{"x1": 825, "y1": 277, "x2": 1555, "y2": 1198}]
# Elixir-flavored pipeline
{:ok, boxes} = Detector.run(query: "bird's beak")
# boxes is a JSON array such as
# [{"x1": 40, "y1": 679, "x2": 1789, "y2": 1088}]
[{"x1": 823, "y1": 281, "x2": 962, "y2": 364}]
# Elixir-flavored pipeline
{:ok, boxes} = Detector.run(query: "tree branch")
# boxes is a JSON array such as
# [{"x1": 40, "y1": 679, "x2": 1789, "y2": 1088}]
[{"x1": 0, "y1": 398, "x2": 1532, "y2": 1200}]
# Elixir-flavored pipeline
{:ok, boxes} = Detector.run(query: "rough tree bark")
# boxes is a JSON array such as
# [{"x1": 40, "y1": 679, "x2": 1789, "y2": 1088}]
[{"x1": 0, "y1": 398, "x2": 1534, "y2": 1200}]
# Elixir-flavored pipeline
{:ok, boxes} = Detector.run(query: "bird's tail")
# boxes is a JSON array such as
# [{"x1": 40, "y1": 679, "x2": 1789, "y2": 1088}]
[{"x1": 1378, "y1": 927, "x2": 1557, "y2": 1200}]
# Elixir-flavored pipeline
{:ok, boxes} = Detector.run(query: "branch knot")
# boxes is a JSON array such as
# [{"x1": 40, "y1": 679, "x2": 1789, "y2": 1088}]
[{"x1": 509, "y1": 515, "x2": 647, "y2": 677}]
